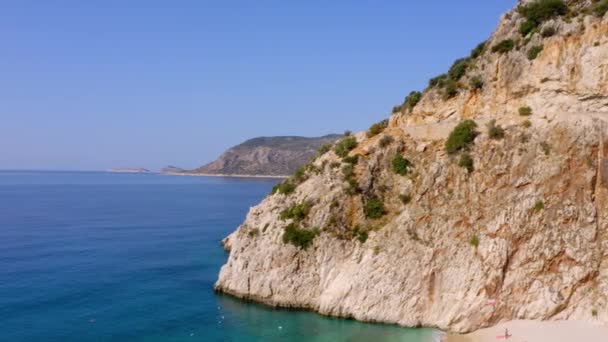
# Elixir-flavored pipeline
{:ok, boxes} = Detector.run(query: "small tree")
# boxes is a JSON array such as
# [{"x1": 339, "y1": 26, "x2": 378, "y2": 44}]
[{"x1": 403, "y1": 91, "x2": 422, "y2": 112}]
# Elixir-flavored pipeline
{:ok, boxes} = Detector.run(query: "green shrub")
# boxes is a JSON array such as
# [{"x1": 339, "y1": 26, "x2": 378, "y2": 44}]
[
  {"x1": 280, "y1": 201, "x2": 312, "y2": 222},
  {"x1": 532, "y1": 200, "x2": 545, "y2": 212},
  {"x1": 364, "y1": 197, "x2": 386, "y2": 219},
  {"x1": 443, "y1": 80, "x2": 459, "y2": 100},
  {"x1": 541, "y1": 26, "x2": 556, "y2": 37},
  {"x1": 356, "y1": 229, "x2": 369, "y2": 243},
  {"x1": 492, "y1": 39, "x2": 515, "y2": 53},
  {"x1": 392, "y1": 105, "x2": 402, "y2": 113},
  {"x1": 522, "y1": 119, "x2": 532, "y2": 128},
  {"x1": 334, "y1": 136, "x2": 358, "y2": 157},
  {"x1": 282, "y1": 223, "x2": 319, "y2": 249},
  {"x1": 527, "y1": 45, "x2": 543, "y2": 60},
  {"x1": 519, "y1": 106, "x2": 533, "y2": 116},
  {"x1": 445, "y1": 120, "x2": 478, "y2": 154},
  {"x1": 344, "y1": 130, "x2": 352, "y2": 136},
  {"x1": 248, "y1": 228, "x2": 260, "y2": 237},
  {"x1": 403, "y1": 91, "x2": 422, "y2": 111},
  {"x1": 367, "y1": 121, "x2": 387, "y2": 138},
  {"x1": 271, "y1": 180, "x2": 296, "y2": 195},
  {"x1": 592, "y1": 308, "x2": 598, "y2": 317},
  {"x1": 459, "y1": 153, "x2": 475, "y2": 173},
  {"x1": 470, "y1": 76, "x2": 484, "y2": 90},
  {"x1": 469, "y1": 235, "x2": 480, "y2": 248},
  {"x1": 399, "y1": 194, "x2": 412, "y2": 204},
  {"x1": 342, "y1": 155, "x2": 359, "y2": 164},
  {"x1": 448, "y1": 58, "x2": 470, "y2": 81},
  {"x1": 470, "y1": 41, "x2": 487, "y2": 59},
  {"x1": 518, "y1": 0, "x2": 568, "y2": 35},
  {"x1": 487, "y1": 119, "x2": 505, "y2": 139},
  {"x1": 519, "y1": 20, "x2": 537, "y2": 36},
  {"x1": 392, "y1": 154, "x2": 412, "y2": 175},
  {"x1": 594, "y1": 0, "x2": 608, "y2": 17},
  {"x1": 429, "y1": 74, "x2": 448, "y2": 88},
  {"x1": 293, "y1": 166, "x2": 308, "y2": 183},
  {"x1": 318, "y1": 144, "x2": 332, "y2": 156}
]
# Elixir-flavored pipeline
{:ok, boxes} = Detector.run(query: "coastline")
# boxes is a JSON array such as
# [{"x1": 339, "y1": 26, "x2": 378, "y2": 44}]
[
  {"x1": 446, "y1": 320, "x2": 608, "y2": 342},
  {"x1": 162, "y1": 172, "x2": 288, "y2": 179}
]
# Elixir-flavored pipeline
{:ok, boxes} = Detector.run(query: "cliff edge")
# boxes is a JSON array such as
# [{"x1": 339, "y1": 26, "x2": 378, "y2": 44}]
[{"x1": 216, "y1": 0, "x2": 608, "y2": 333}]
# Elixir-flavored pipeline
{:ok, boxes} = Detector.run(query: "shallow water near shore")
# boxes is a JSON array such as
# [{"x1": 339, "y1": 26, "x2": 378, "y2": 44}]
[{"x1": 0, "y1": 171, "x2": 436, "y2": 341}]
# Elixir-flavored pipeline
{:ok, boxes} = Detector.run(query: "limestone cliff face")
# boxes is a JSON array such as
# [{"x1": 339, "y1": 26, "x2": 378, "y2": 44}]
[
  {"x1": 216, "y1": 1, "x2": 608, "y2": 333},
  {"x1": 191, "y1": 135, "x2": 341, "y2": 176}
]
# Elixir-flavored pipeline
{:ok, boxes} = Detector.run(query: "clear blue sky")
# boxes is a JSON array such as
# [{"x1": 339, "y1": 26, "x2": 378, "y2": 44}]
[{"x1": 0, "y1": 1, "x2": 515, "y2": 171}]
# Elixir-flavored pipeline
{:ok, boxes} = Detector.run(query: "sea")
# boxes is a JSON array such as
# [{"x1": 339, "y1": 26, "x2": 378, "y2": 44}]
[{"x1": 0, "y1": 170, "x2": 437, "y2": 341}]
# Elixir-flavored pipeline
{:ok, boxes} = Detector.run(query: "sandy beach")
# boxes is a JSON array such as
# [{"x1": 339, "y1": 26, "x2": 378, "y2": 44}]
[{"x1": 446, "y1": 320, "x2": 608, "y2": 342}]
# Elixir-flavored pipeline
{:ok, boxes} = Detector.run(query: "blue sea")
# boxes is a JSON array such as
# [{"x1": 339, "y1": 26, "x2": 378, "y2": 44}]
[{"x1": 0, "y1": 171, "x2": 436, "y2": 341}]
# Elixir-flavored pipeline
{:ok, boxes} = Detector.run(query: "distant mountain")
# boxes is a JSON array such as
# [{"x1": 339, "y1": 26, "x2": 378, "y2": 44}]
[
  {"x1": 109, "y1": 168, "x2": 150, "y2": 173},
  {"x1": 189, "y1": 135, "x2": 342, "y2": 176},
  {"x1": 160, "y1": 165, "x2": 184, "y2": 173}
]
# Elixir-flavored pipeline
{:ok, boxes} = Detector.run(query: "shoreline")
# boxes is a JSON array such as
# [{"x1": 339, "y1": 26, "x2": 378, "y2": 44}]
[
  {"x1": 445, "y1": 320, "x2": 608, "y2": 342},
  {"x1": 162, "y1": 172, "x2": 288, "y2": 179}
]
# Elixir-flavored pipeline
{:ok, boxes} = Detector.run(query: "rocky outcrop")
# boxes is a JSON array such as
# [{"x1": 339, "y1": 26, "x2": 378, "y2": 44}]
[
  {"x1": 190, "y1": 135, "x2": 341, "y2": 176},
  {"x1": 216, "y1": 1, "x2": 608, "y2": 333}
]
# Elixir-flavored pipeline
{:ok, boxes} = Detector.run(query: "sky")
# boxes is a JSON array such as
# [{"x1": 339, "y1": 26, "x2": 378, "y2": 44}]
[{"x1": 0, "y1": 1, "x2": 515, "y2": 171}]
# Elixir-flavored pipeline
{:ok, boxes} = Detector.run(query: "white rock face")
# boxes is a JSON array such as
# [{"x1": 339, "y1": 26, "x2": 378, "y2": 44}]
[{"x1": 216, "y1": 5, "x2": 608, "y2": 333}]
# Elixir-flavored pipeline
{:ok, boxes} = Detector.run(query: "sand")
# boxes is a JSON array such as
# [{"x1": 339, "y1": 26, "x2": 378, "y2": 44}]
[{"x1": 445, "y1": 320, "x2": 608, "y2": 342}]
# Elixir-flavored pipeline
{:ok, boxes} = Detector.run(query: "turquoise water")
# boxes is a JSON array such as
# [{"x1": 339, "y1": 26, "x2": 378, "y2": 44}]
[{"x1": 0, "y1": 171, "x2": 436, "y2": 341}]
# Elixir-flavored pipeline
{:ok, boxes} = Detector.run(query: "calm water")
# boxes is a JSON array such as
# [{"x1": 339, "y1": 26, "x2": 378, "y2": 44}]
[{"x1": 0, "y1": 171, "x2": 435, "y2": 341}]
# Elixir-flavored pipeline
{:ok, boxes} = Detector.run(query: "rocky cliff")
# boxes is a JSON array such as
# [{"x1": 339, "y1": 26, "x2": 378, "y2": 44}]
[
  {"x1": 215, "y1": 0, "x2": 608, "y2": 333},
  {"x1": 190, "y1": 135, "x2": 341, "y2": 176}
]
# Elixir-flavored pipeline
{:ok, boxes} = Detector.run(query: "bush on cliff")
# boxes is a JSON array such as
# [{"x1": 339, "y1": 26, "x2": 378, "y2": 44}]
[
  {"x1": 334, "y1": 136, "x2": 358, "y2": 157},
  {"x1": 491, "y1": 39, "x2": 515, "y2": 53},
  {"x1": 367, "y1": 121, "x2": 388, "y2": 138},
  {"x1": 280, "y1": 201, "x2": 312, "y2": 222},
  {"x1": 271, "y1": 180, "x2": 296, "y2": 195},
  {"x1": 282, "y1": 223, "x2": 319, "y2": 250},
  {"x1": 392, "y1": 154, "x2": 412, "y2": 175},
  {"x1": 487, "y1": 119, "x2": 505, "y2": 140},
  {"x1": 403, "y1": 91, "x2": 422, "y2": 112},
  {"x1": 459, "y1": 153, "x2": 475, "y2": 173},
  {"x1": 527, "y1": 45, "x2": 543, "y2": 60},
  {"x1": 445, "y1": 120, "x2": 478, "y2": 154},
  {"x1": 594, "y1": 0, "x2": 608, "y2": 17},
  {"x1": 364, "y1": 197, "x2": 386, "y2": 219},
  {"x1": 470, "y1": 41, "x2": 486, "y2": 59},
  {"x1": 518, "y1": 0, "x2": 568, "y2": 35}
]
